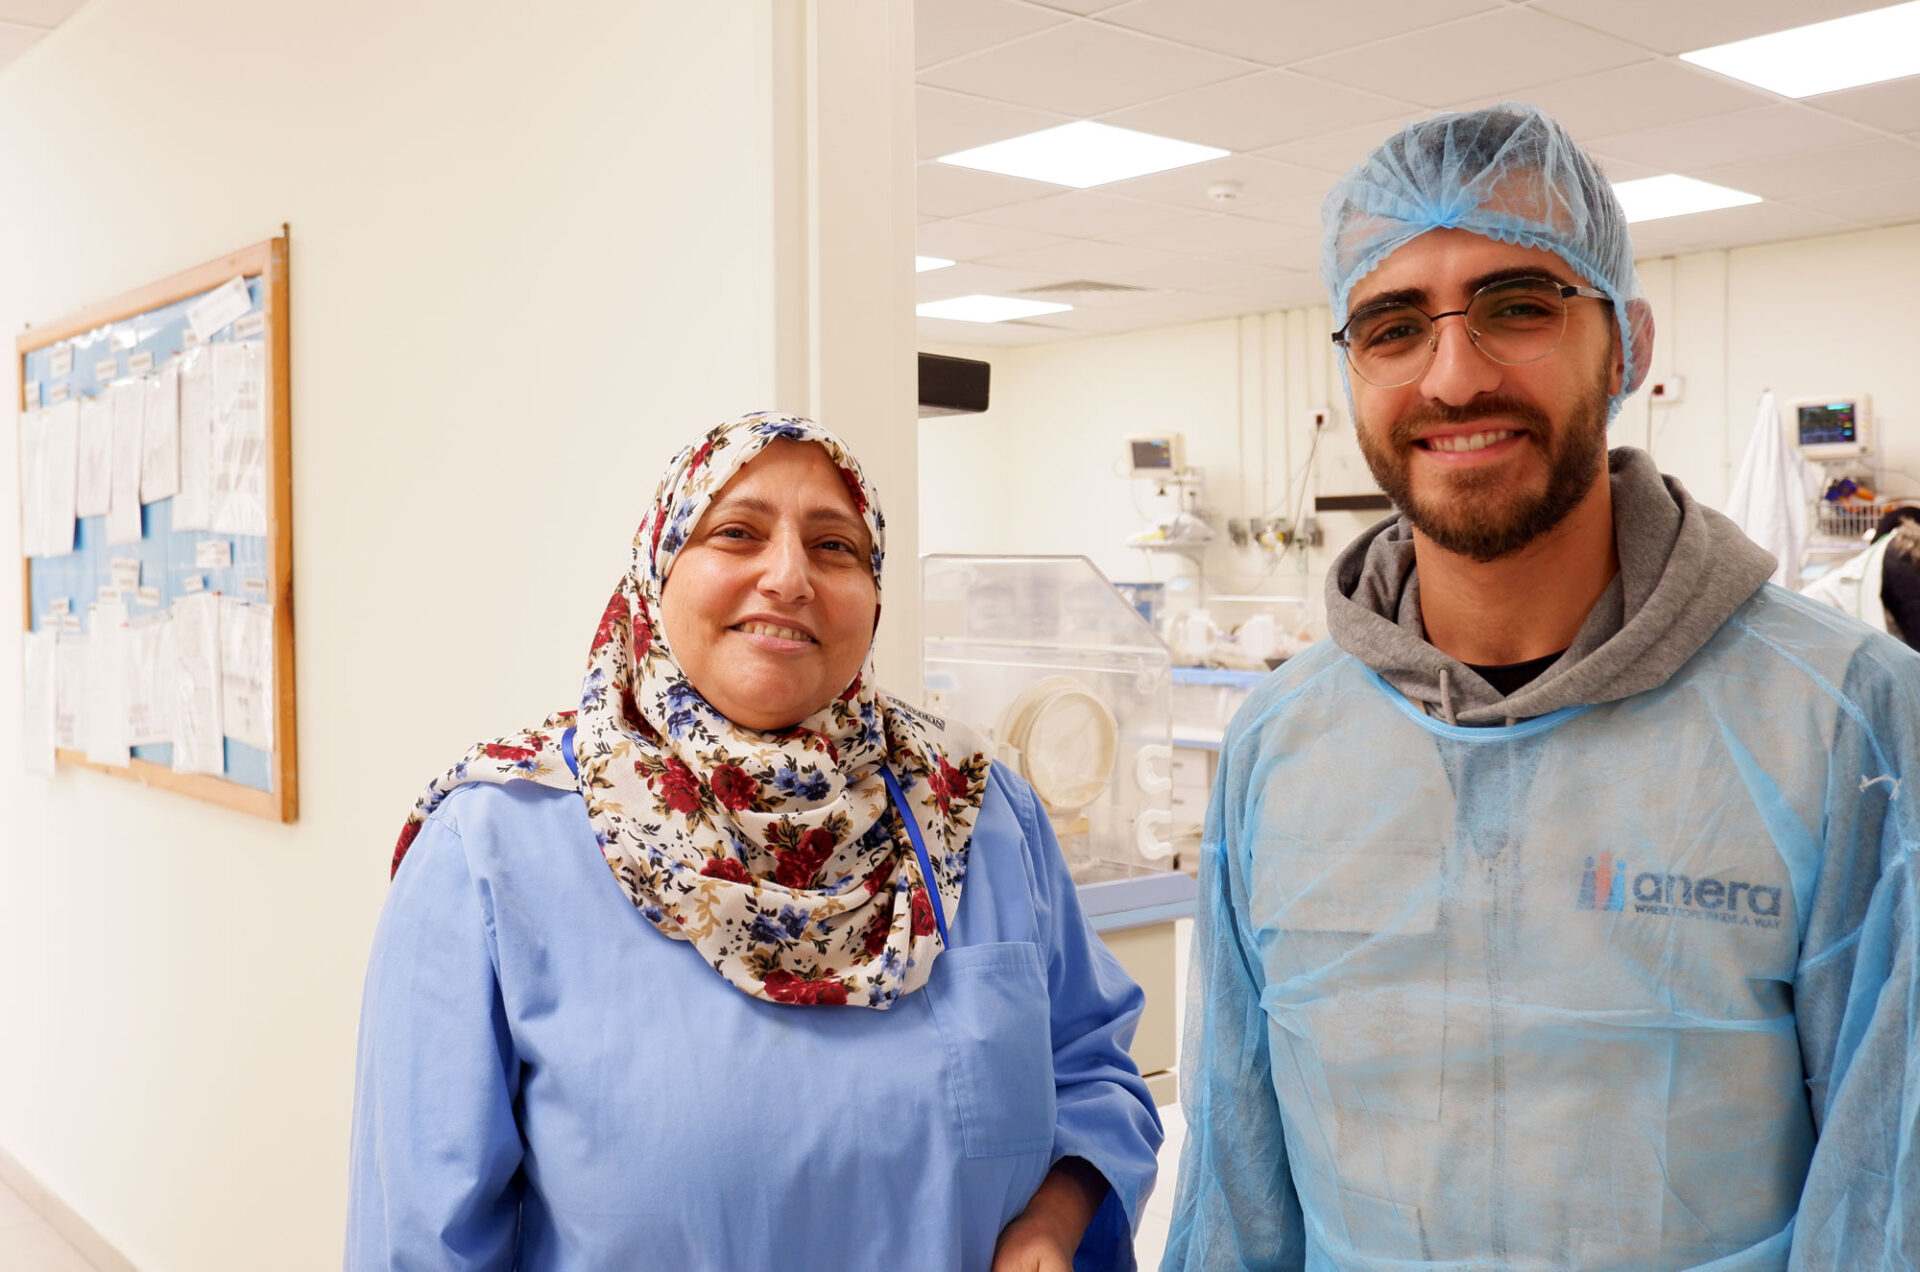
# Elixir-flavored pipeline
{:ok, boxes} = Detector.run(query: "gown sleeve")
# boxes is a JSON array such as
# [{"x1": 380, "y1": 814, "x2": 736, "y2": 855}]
[
  {"x1": 998, "y1": 772, "x2": 1166, "y2": 1270},
  {"x1": 1158, "y1": 728, "x2": 1305, "y2": 1272},
  {"x1": 346, "y1": 799, "x2": 525, "y2": 1270},
  {"x1": 1788, "y1": 648, "x2": 1920, "y2": 1270}
]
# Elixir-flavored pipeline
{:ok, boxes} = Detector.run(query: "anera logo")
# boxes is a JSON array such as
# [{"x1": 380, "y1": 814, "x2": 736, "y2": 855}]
[
  {"x1": 1578, "y1": 852, "x2": 1626, "y2": 911},
  {"x1": 1578, "y1": 853, "x2": 1784, "y2": 928}
]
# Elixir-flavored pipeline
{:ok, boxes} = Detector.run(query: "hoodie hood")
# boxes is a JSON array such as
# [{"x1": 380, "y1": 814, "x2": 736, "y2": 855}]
[{"x1": 1325, "y1": 447, "x2": 1777, "y2": 725}]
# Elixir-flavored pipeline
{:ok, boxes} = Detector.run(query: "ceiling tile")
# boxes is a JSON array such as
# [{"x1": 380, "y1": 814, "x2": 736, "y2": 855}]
[
  {"x1": 917, "y1": 260, "x2": 1062, "y2": 301},
  {"x1": 1102, "y1": 211, "x2": 1312, "y2": 255},
  {"x1": 0, "y1": 0, "x2": 83, "y2": 26},
  {"x1": 1099, "y1": 153, "x2": 1328, "y2": 214},
  {"x1": 915, "y1": 0, "x2": 1070, "y2": 68},
  {"x1": 1804, "y1": 78, "x2": 1920, "y2": 137},
  {"x1": 917, "y1": 217, "x2": 1071, "y2": 261},
  {"x1": 1207, "y1": 271, "x2": 1328, "y2": 312},
  {"x1": 1292, "y1": 8, "x2": 1650, "y2": 109},
  {"x1": 1231, "y1": 182, "x2": 1339, "y2": 231},
  {"x1": 918, "y1": 20, "x2": 1255, "y2": 117},
  {"x1": 1587, "y1": 105, "x2": 1880, "y2": 173},
  {"x1": 1239, "y1": 231, "x2": 1328, "y2": 275},
  {"x1": 1256, "y1": 116, "x2": 1436, "y2": 175},
  {"x1": 1023, "y1": 0, "x2": 1132, "y2": 13},
  {"x1": 0, "y1": 20, "x2": 42, "y2": 65},
  {"x1": 1446, "y1": 59, "x2": 1775, "y2": 139},
  {"x1": 917, "y1": 161, "x2": 1059, "y2": 218},
  {"x1": 1106, "y1": 254, "x2": 1305, "y2": 296},
  {"x1": 1531, "y1": 0, "x2": 1890, "y2": 57},
  {"x1": 1627, "y1": 200, "x2": 1860, "y2": 257},
  {"x1": 1787, "y1": 177, "x2": 1920, "y2": 228},
  {"x1": 1096, "y1": 0, "x2": 1501, "y2": 67},
  {"x1": 915, "y1": 314, "x2": 1070, "y2": 346},
  {"x1": 1697, "y1": 139, "x2": 1920, "y2": 200},
  {"x1": 980, "y1": 237, "x2": 1193, "y2": 279},
  {"x1": 967, "y1": 189, "x2": 1194, "y2": 237},
  {"x1": 1100, "y1": 70, "x2": 1418, "y2": 153},
  {"x1": 917, "y1": 86, "x2": 1071, "y2": 160}
]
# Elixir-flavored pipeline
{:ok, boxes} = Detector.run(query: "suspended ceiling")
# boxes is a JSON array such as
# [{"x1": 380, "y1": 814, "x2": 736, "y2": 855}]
[{"x1": 916, "y1": 0, "x2": 1920, "y2": 344}]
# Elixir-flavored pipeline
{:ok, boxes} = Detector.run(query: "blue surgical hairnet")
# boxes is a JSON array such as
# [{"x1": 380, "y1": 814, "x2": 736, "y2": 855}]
[{"x1": 1321, "y1": 102, "x2": 1652, "y2": 418}]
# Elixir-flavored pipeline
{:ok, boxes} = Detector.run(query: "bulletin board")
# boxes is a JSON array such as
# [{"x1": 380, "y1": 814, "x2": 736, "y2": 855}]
[{"x1": 16, "y1": 234, "x2": 296, "y2": 822}]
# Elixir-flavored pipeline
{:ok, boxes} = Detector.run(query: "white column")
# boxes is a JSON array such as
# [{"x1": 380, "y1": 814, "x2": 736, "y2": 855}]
[{"x1": 769, "y1": 0, "x2": 921, "y2": 699}]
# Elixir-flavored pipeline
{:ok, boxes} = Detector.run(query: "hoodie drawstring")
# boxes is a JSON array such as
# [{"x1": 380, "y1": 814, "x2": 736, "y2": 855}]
[{"x1": 1439, "y1": 666, "x2": 1457, "y2": 726}]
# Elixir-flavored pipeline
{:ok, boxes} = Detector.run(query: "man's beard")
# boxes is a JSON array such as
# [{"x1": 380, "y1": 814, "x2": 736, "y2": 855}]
[{"x1": 1355, "y1": 375, "x2": 1611, "y2": 563}]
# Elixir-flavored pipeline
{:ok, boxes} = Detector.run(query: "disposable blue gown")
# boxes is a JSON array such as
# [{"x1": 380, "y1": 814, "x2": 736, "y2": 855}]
[
  {"x1": 348, "y1": 765, "x2": 1161, "y2": 1270},
  {"x1": 1162, "y1": 588, "x2": 1920, "y2": 1270}
]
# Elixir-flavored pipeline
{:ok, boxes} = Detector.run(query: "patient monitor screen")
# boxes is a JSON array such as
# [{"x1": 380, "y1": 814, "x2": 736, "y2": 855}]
[
  {"x1": 1130, "y1": 438, "x2": 1175, "y2": 472},
  {"x1": 1798, "y1": 402, "x2": 1859, "y2": 448}
]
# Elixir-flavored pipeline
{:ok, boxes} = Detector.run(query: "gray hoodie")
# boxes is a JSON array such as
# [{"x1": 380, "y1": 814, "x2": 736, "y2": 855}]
[{"x1": 1324, "y1": 447, "x2": 1777, "y2": 725}]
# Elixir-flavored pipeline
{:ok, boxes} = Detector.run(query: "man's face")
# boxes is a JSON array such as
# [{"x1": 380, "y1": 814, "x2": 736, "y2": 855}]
[{"x1": 1345, "y1": 228, "x2": 1622, "y2": 563}]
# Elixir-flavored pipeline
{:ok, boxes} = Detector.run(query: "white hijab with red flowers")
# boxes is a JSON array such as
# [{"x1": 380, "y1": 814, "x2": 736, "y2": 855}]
[{"x1": 392, "y1": 412, "x2": 990, "y2": 1009}]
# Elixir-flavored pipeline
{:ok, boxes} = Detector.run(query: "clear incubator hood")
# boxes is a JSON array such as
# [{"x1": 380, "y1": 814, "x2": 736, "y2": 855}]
[{"x1": 921, "y1": 555, "x2": 1176, "y2": 884}]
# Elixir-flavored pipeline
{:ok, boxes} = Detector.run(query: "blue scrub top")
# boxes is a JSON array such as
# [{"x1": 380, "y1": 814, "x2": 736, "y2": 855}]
[{"x1": 348, "y1": 763, "x2": 1162, "y2": 1270}]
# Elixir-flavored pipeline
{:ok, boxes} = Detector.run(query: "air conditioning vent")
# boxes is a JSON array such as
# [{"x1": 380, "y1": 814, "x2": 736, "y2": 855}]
[{"x1": 1015, "y1": 279, "x2": 1151, "y2": 296}]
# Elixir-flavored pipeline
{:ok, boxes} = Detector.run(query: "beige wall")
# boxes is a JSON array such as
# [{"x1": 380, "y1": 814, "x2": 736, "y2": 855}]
[
  {"x1": 0, "y1": 1, "x2": 915, "y2": 1268},
  {"x1": 922, "y1": 222, "x2": 1920, "y2": 629}
]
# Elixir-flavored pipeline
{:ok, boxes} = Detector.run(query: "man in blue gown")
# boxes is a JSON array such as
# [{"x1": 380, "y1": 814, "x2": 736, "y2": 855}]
[{"x1": 1162, "y1": 103, "x2": 1920, "y2": 1271}]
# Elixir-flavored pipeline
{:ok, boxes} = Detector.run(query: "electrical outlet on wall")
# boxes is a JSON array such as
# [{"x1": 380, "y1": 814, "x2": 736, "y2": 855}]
[{"x1": 1648, "y1": 375, "x2": 1685, "y2": 405}]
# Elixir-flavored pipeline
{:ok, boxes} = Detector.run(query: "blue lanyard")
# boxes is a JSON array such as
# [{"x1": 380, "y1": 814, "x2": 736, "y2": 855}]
[
  {"x1": 881, "y1": 766, "x2": 949, "y2": 946},
  {"x1": 568, "y1": 728, "x2": 945, "y2": 945}
]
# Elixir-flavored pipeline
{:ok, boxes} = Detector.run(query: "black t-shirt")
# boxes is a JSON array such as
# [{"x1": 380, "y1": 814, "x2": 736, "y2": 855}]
[{"x1": 1464, "y1": 649, "x2": 1567, "y2": 697}]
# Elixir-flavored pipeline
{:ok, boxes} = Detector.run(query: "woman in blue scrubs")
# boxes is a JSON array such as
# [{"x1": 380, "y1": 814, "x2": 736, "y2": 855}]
[{"x1": 347, "y1": 412, "x2": 1162, "y2": 1271}]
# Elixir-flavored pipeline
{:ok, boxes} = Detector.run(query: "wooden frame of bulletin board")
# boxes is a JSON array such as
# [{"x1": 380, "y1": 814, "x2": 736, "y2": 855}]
[{"x1": 17, "y1": 234, "x2": 296, "y2": 821}]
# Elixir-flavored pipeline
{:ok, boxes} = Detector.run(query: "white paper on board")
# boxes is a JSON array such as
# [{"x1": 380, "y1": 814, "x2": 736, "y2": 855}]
[
  {"x1": 125, "y1": 615, "x2": 172, "y2": 747},
  {"x1": 173, "y1": 347, "x2": 214, "y2": 531},
  {"x1": 168, "y1": 592, "x2": 224, "y2": 775},
  {"x1": 40, "y1": 399, "x2": 79, "y2": 558},
  {"x1": 54, "y1": 634, "x2": 85, "y2": 751},
  {"x1": 85, "y1": 601, "x2": 131, "y2": 767},
  {"x1": 48, "y1": 346, "x2": 73, "y2": 378},
  {"x1": 18, "y1": 409, "x2": 45, "y2": 558},
  {"x1": 110, "y1": 557, "x2": 141, "y2": 591},
  {"x1": 194, "y1": 539, "x2": 231, "y2": 570},
  {"x1": 75, "y1": 395, "x2": 112, "y2": 517},
  {"x1": 140, "y1": 360, "x2": 181, "y2": 502},
  {"x1": 188, "y1": 277, "x2": 252, "y2": 341},
  {"x1": 22, "y1": 629, "x2": 56, "y2": 776},
  {"x1": 219, "y1": 597, "x2": 273, "y2": 752},
  {"x1": 209, "y1": 341, "x2": 267, "y2": 536},
  {"x1": 127, "y1": 350, "x2": 154, "y2": 377},
  {"x1": 106, "y1": 381, "x2": 145, "y2": 543},
  {"x1": 232, "y1": 311, "x2": 265, "y2": 340}
]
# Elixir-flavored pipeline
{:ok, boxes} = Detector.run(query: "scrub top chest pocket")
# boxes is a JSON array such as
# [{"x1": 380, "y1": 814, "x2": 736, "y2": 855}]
[{"x1": 922, "y1": 941, "x2": 1056, "y2": 1159}]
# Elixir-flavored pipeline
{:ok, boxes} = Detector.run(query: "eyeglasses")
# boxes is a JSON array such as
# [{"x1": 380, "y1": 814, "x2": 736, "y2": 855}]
[{"x1": 1331, "y1": 277, "x2": 1612, "y2": 388}]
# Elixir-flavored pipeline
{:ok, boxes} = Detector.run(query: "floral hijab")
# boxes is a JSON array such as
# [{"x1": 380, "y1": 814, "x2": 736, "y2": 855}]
[{"x1": 392, "y1": 412, "x2": 991, "y2": 1008}]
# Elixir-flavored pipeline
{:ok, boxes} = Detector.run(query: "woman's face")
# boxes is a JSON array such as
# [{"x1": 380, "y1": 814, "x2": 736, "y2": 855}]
[{"x1": 659, "y1": 439, "x2": 878, "y2": 732}]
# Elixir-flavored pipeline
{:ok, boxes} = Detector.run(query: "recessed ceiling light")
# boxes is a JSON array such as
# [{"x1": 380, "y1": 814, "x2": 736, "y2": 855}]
[
  {"x1": 916, "y1": 295, "x2": 1073, "y2": 323},
  {"x1": 1680, "y1": 1, "x2": 1920, "y2": 97},
  {"x1": 1613, "y1": 174, "x2": 1763, "y2": 223},
  {"x1": 915, "y1": 256, "x2": 955, "y2": 272},
  {"x1": 937, "y1": 121, "x2": 1229, "y2": 190}
]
